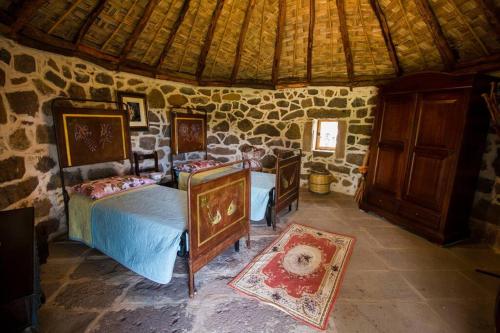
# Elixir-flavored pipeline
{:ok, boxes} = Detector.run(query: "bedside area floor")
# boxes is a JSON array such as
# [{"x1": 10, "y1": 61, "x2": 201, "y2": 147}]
[{"x1": 39, "y1": 191, "x2": 499, "y2": 333}]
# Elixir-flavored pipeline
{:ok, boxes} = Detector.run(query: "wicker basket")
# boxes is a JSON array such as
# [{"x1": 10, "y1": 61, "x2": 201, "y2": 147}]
[{"x1": 309, "y1": 170, "x2": 334, "y2": 194}]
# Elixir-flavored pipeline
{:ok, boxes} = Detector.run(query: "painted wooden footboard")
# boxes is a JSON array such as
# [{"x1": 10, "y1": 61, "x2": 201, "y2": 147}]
[
  {"x1": 273, "y1": 149, "x2": 302, "y2": 229},
  {"x1": 187, "y1": 161, "x2": 251, "y2": 297}
]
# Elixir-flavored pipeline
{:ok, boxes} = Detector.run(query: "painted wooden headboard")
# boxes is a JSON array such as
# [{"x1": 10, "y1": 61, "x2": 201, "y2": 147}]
[
  {"x1": 52, "y1": 105, "x2": 132, "y2": 168},
  {"x1": 170, "y1": 110, "x2": 208, "y2": 155}
]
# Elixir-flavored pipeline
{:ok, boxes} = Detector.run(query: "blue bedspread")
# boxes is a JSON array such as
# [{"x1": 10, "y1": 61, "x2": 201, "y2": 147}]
[
  {"x1": 251, "y1": 172, "x2": 276, "y2": 221},
  {"x1": 86, "y1": 185, "x2": 187, "y2": 284}
]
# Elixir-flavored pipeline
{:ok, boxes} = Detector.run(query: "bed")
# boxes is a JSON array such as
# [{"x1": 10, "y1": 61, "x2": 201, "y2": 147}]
[
  {"x1": 170, "y1": 109, "x2": 301, "y2": 229},
  {"x1": 52, "y1": 100, "x2": 251, "y2": 297}
]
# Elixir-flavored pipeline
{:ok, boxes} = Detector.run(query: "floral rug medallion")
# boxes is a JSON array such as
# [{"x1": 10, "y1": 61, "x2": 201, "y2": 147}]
[{"x1": 229, "y1": 223, "x2": 355, "y2": 330}]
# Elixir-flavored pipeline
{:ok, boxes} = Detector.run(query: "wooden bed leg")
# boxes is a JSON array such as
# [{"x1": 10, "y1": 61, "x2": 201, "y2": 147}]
[
  {"x1": 188, "y1": 270, "x2": 195, "y2": 298},
  {"x1": 288, "y1": 204, "x2": 292, "y2": 212},
  {"x1": 246, "y1": 233, "x2": 251, "y2": 248},
  {"x1": 234, "y1": 240, "x2": 240, "y2": 252}
]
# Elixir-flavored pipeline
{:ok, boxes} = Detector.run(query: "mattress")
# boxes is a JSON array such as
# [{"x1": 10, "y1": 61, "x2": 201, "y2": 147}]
[{"x1": 68, "y1": 185, "x2": 187, "y2": 284}]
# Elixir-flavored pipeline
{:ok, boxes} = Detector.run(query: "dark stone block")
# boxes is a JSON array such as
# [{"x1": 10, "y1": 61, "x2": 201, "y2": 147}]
[
  {"x1": 95, "y1": 73, "x2": 113, "y2": 85},
  {"x1": 35, "y1": 156, "x2": 56, "y2": 172},
  {"x1": 180, "y1": 87, "x2": 195, "y2": 95},
  {"x1": 367, "y1": 95, "x2": 378, "y2": 105},
  {"x1": 55, "y1": 281, "x2": 127, "y2": 309},
  {"x1": 36, "y1": 124, "x2": 55, "y2": 144},
  {"x1": 14, "y1": 54, "x2": 36, "y2": 73},
  {"x1": 248, "y1": 137, "x2": 263, "y2": 145},
  {"x1": 0, "y1": 177, "x2": 38, "y2": 210},
  {"x1": 237, "y1": 119, "x2": 253, "y2": 132},
  {"x1": 342, "y1": 179, "x2": 352, "y2": 186},
  {"x1": 307, "y1": 108, "x2": 350, "y2": 118},
  {"x1": 207, "y1": 135, "x2": 220, "y2": 144},
  {"x1": 254, "y1": 124, "x2": 280, "y2": 137},
  {"x1": 328, "y1": 97, "x2": 347, "y2": 108},
  {"x1": 347, "y1": 135, "x2": 355, "y2": 145},
  {"x1": 260, "y1": 103, "x2": 275, "y2": 110},
  {"x1": 356, "y1": 108, "x2": 368, "y2": 118},
  {"x1": 11, "y1": 77, "x2": 27, "y2": 85},
  {"x1": 314, "y1": 97, "x2": 325, "y2": 106},
  {"x1": 45, "y1": 70, "x2": 66, "y2": 88},
  {"x1": 301, "y1": 98, "x2": 313, "y2": 108},
  {"x1": 352, "y1": 97, "x2": 365, "y2": 107},
  {"x1": 346, "y1": 153, "x2": 365, "y2": 166},
  {"x1": 67, "y1": 83, "x2": 86, "y2": 99},
  {"x1": 340, "y1": 88, "x2": 349, "y2": 96},
  {"x1": 199, "y1": 88, "x2": 211, "y2": 96},
  {"x1": 34, "y1": 198, "x2": 52, "y2": 218},
  {"x1": 139, "y1": 136, "x2": 156, "y2": 150},
  {"x1": 312, "y1": 150, "x2": 334, "y2": 158},
  {"x1": 65, "y1": 170, "x2": 83, "y2": 187},
  {"x1": 213, "y1": 121, "x2": 230, "y2": 132},
  {"x1": 285, "y1": 123, "x2": 301, "y2": 139},
  {"x1": 267, "y1": 111, "x2": 280, "y2": 120},
  {"x1": 33, "y1": 78, "x2": 56, "y2": 95},
  {"x1": 308, "y1": 89, "x2": 318, "y2": 95},
  {"x1": 90, "y1": 87, "x2": 112, "y2": 101},
  {"x1": 0, "y1": 48, "x2": 11, "y2": 65},
  {"x1": 147, "y1": 89, "x2": 165, "y2": 108},
  {"x1": 267, "y1": 139, "x2": 284, "y2": 147},
  {"x1": 223, "y1": 135, "x2": 239, "y2": 145},
  {"x1": 247, "y1": 108, "x2": 263, "y2": 119},
  {"x1": 328, "y1": 164, "x2": 350, "y2": 174},
  {"x1": 148, "y1": 110, "x2": 160, "y2": 122},
  {"x1": 277, "y1": 100, "x2": 289, "y2": 108},
  {"x1": 220, "y1": 103, "x2": 232, "y2": 111},
  {"x1": 62, "y1": 66, "x2": 72, "y2": 79},
  {"x1": 128, "y1": 78, "x2": 143, "y2": 86},
  {"x1": 46, "y1": 173, "x2": 61, "y2": 191},
  {"x1": 215, "y1": 111, "x2": 226, "y2": 119},
  {"x1": 75, "y1": 72, "x2": 90, "y2": 83},
  {"x1": 248, "y1": 98, "x2": 261, "y2": 105},
  {"x1": 6, "y1": 90, "x2": 39, "y2": 116},
  {"x1": 9, "y1": 128, "x2": 30, "y2": 150},
  {"x1": 48, "y1": 59, "x2": 59, "y2": 71},
  {"x1": 282, "y1": 110, "x2": 304, "y2": 121},
  {"x1": 191, "y1": 96, "x2": 209, "y2": 104},
  {"x1": 167, "y1": 94, "x2": 188, "y2": 106},
  {"x1": 349, "y1": 124, "x2": 372, "y2": 135},
  {"x1": 0, "y1": 156, "x2": 25, "y2": 182},
  {"x1": 211, "y1": 147, "x2": 236, "y2": 155},
  {"x1": 0, "y1": 68, "x2": 4, "y2": 87}
]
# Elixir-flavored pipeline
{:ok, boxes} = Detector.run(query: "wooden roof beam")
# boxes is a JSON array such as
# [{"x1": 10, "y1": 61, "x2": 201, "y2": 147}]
[
  {"x1": 195, "y1": 0, "x2": 226, "y2": 80},
  {"x1": 9, "y1": 0, "x2": 46, "y2": 34},
  {"x1": 121, "y1": 0, "x2": 162, "y2": 61},
  {"x1": 369, "y1": 0, "x2": 401, "y2": 76},
  {"x1": 307, "y1": 0, "x2": 315, "y2": 82},
  {"x1": 272, "y1": 0, "x2": 285, "y2": 86},
  {"x1": 474, "y1": 0, "x2": 500, "y2": 35},
  {"x1": 47, "y1": 0, "x2": 84, "y2": 34},
  {"x1": 74, "y1": 0, "x2": 107, "y2": 45},
  {"x1": 414, "y1": 0, "x2": 456, "y2": 71},
  {"x1": 230, "y1": 0, "x2": 256, "y2": 83},
  {"x1": 155, "y1": 0, "x2": 191, "y2": 70},
  {"x1": 336, "y1": 0, "x2": 354, "y2": 84}
]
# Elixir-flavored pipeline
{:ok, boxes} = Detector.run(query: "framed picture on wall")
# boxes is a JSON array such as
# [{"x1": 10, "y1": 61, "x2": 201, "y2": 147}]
[{"x1": 117, "y1": 91, "x2": 149, "y2": 131}]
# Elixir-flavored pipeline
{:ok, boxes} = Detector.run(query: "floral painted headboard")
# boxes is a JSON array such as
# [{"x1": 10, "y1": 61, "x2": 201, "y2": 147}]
[
  {"x1": 171, "y1": 111, "x2": 207, "y2": 155},
  {"x1": 52, "y1": 106, "x2": 132, "y2": 168}
]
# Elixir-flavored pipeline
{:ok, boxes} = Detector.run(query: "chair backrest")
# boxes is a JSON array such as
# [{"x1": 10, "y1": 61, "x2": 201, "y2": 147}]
[{"x1": 133, "y1": 151, "x2": 159, "y2": 175}]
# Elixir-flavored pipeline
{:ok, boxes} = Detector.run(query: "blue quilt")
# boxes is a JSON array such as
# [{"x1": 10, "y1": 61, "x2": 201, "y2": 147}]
[
  {"x1": 70, "y1": 185, "x2": 187, "y2": 284},
  {"x1": 251, "y1": 172, "x2": 276, "y2": 221}
]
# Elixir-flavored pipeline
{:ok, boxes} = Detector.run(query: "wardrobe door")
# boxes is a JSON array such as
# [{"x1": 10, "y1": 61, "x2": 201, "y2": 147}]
[
  {"x1": 402, "y1": 91, "x2": 466, "y2": 215},
  {"x1": 367, "y1": 94, "x2": 416, "y2": 210}
]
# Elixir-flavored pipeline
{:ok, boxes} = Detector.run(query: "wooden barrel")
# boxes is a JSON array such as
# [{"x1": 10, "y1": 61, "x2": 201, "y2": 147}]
[{"x1": 309, "y1": 171, "x2": 333, "y2": 194}]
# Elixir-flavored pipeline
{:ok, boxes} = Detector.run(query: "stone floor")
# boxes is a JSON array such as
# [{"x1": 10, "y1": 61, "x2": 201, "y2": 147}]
[{"x1": 39, "y1": 191, "x2": 499, "y2": 333}]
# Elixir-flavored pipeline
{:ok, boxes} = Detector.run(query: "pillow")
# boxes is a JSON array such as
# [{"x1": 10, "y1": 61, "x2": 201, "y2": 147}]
[
  {"x1": 173, "y1": 160, "x2": 223, "y2": 173},
  {"x1": 71, "y1": 175, "x2": 156, "y2": 200}
]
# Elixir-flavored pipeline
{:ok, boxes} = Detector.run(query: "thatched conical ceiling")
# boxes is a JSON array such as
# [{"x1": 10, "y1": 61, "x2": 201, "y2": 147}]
[{"x1": 0, "y1": 0, "x2": 499, "y2": 88}]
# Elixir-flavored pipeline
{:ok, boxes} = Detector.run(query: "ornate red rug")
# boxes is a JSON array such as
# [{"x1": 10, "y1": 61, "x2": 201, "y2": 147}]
[{"x1": 229, "y1": 223, "x2": 355, "y2": 330}]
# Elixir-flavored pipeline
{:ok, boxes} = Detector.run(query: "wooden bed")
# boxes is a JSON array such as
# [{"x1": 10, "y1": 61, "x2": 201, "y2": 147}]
[
  {"x1": 169, "y1": 107, "x2": 302, "y2": 229},
  {"x1": 52, "y1": 99, "x2": 250, "y2": 297}
]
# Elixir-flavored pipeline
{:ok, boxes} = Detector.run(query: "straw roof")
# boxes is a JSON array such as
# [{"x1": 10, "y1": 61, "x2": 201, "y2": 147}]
[{"x1": 1, "y1": 0, "x2": 499, "y2": 88}]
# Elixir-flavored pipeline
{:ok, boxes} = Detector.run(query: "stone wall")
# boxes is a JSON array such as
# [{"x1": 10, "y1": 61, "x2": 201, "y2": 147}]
[
  {"x1": 471, "y1": 127, "x2": 500, "y2": 250},
  {"x1": 0, "y1": 37, "x2": 375, "y2": 238}
]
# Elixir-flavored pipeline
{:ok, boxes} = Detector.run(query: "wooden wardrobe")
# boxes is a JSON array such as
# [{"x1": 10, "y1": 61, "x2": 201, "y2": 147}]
[{"x1": 360, "y1": 72, "x2": 493, "y2": 244}]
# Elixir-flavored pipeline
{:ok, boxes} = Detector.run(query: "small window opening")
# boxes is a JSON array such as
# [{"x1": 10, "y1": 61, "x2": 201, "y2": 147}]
[{"x1": 314, "y1": 120, "x2": 338, "y2": 151}]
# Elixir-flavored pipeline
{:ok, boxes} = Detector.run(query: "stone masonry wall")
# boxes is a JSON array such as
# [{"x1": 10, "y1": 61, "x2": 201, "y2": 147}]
[{"x1": 0, "y1": 37, "x2": 375, "y2": 237}]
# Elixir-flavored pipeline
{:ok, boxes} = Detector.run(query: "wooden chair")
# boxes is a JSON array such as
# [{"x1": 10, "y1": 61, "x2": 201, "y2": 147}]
[{"x1": 133, "y1": 151, "x2": 164, "y2": 183}]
